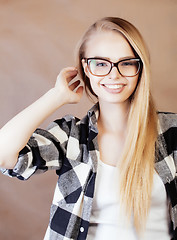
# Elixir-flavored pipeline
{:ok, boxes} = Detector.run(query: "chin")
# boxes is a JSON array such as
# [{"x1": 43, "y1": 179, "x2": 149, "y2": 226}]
[{"x1": 98, "y1": 96, "x2": 130, "y2": 105}]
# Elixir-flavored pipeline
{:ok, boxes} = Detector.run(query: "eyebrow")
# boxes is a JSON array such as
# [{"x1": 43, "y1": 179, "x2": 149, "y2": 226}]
[{"x1": 92, "y1": 56, "x2": 136, "y2": 61}]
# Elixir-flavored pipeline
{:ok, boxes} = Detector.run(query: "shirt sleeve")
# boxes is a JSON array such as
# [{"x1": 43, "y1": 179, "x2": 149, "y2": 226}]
[{"x1": 1, "y1": 116, "x2": 76, "y2": 180}]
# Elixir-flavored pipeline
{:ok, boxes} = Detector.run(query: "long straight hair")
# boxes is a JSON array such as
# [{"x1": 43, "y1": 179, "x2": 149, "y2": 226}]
[{"x1": 76, "y1": 17, "x2": 158, "y2": 232}]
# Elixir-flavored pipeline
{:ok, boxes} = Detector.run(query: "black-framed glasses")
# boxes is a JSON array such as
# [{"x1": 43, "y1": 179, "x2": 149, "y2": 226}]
[{"x1": 84, "y1": 57, "x2": 142, "y2": 77}]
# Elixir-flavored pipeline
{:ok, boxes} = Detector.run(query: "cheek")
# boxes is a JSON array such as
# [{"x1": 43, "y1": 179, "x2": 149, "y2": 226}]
[
  {"x1": 89, "y1": 76, "x2": 107, "y2": 96},
  {"x1": 89, "y1": 79, "x2": 98, "y2": 95},
  {"x1": 129, "y1": 75, "x2": 139, "y2": 89},
  {"x1": 89, "y1": 76, "x2": 102, "y2": 90},
  {"x1": 133, "y1": 79, "x2": 139, "y2": 89},
  {"x1": 128, "y1": 76, "x2": 139, "y2": 97}
]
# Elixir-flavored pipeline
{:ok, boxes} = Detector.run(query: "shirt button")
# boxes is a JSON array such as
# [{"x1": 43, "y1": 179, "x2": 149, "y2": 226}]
[
  {"x1": 166, "y1": 177, "x2": 171, "y2": 183},
  {"x1": 80, "y1": 227, "x2": 84, "y2": 232}
]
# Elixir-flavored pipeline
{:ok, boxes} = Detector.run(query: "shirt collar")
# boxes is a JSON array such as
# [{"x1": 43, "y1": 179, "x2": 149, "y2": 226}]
[{"x1": 87, "y1": 102, "x2": 99, "y2": 134}]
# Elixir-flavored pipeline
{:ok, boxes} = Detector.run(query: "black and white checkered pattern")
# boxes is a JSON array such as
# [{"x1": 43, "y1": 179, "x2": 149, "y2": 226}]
[{"x1": 1, "y1": 104, "x2": 177, "y2": 239}]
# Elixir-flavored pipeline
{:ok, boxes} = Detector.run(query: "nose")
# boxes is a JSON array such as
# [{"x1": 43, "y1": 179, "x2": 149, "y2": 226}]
[{"x1": 109, "y1": 66, "x2": 121, "y2": 79}]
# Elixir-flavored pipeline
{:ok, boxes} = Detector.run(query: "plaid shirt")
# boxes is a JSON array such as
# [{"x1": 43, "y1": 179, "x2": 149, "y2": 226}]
[{"x1": 2, "y1": 103, "x2": 177, "y2": 240}]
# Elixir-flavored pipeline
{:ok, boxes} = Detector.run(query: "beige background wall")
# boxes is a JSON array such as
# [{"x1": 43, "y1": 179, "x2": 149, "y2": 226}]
[{"x1": 0, "y1": 0, "x2": 176, "y2": 239}]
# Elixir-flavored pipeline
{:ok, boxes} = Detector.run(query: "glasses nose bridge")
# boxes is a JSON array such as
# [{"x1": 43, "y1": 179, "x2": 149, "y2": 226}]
[{"x1": 111, "y1": 61, "x2": 121, "y2": 75}]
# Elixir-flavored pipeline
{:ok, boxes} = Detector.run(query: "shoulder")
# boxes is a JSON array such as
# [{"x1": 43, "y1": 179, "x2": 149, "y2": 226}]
[
  {"x1": 45, "y1": 103, "x2": 98, "y2": 139},
  {"x1": 47, "y1": 103, "x2": 99, "y2": 133},
  {"x1": 46, "y1": 115, "x2": 81, "y2": 137},
  {"x1": 46, "y1": 113, "x2": 91, "y2": 138},
  {"x1": 53, "y1": 115, "x2": 81, "y2": 129},
  {"x1": 158, "y1": 111, "x2": 177, "y2": 133}
]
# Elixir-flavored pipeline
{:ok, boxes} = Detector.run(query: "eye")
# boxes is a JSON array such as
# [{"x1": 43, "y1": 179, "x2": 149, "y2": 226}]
[
  {"x1": 96, "y1": 62, "x2": 108, "y2": 67},
  {"x1": 120, "y1": 60, "x2": 138, "y2": 67},
  {"x1": 95, "y1": 61, "x2": 108, "y2": 68},
  {"x1": 90, "y1": 59, "x2": 109, "y2": 68}
]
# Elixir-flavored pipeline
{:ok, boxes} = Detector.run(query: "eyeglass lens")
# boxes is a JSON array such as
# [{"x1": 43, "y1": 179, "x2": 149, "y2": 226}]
[{"x1": 88, "y1": 58, "x2": 140, "y2": 77}]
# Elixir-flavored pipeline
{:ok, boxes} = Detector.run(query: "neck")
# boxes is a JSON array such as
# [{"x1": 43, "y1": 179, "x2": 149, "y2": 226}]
[{"x1": 98, "y1": 100, "x2": 130, "y2": 133}]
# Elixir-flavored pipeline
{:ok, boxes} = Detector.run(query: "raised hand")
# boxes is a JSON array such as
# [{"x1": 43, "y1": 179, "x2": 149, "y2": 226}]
[
  {"x1": 55, "y1": 67, "x2": 84, "y2": 105},
  {"x1": 0, "y1": 67, "x2": 84, "y2": 169}
]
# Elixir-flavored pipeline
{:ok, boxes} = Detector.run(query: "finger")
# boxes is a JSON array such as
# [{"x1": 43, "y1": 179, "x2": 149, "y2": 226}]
[
  {"x1": 61, "y1": 67, "x2": 78, "y2": 78},
  {"x1": 65, "y1": 71, "x2": 78, "y2": 83},
  {"x1": 57, "y1": 67, "x2": 78, "y2": 82},
  {"x1": 69, "y1": 80, "x2": 81, "y2": 91},
  {"x1": 66, "y1": 74, "x2": 78, "y2": 84},
  {"x1": 70, "y1": 86, "x2": 84, "y2": 103},
  {"x1": 76, "y1": 86, "x2": 84, "y2": 98}
]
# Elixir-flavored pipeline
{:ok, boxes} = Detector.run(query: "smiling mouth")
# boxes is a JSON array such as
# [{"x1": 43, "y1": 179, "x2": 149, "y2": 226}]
[{"x1": 103, "y1": 84, "x2": 125, "y2": 89}]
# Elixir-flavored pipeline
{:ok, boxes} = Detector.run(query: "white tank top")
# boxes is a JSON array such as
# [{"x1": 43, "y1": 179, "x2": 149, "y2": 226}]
[{"x1": 87, "y1": 159, "x2": 171, "y2": 240}]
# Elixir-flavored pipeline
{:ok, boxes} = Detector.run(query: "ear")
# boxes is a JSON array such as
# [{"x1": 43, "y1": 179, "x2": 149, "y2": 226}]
[{"x1": 81, "y1": 59, "x2": 90, "y2": 78}]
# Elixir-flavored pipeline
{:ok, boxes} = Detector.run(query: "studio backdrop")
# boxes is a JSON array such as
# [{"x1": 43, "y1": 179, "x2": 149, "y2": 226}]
[{"x1": 0, "y1": 0, "x2": 176, "y2": 239}]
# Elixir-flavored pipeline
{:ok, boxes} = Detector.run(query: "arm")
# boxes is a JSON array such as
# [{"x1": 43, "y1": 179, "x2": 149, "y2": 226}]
[{"x1": 0, "y1": 67, "x2": 83, "y2": 169}]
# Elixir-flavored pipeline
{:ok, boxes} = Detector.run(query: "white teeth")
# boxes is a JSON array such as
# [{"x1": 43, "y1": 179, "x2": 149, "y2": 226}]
[{"x1": 104, "y1": 84, "x2": 124, "y2": 89}]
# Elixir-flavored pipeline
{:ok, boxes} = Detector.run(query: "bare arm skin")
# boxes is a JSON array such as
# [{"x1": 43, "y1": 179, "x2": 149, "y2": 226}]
[{"x1": 0, "y1": 67, "x2": 83, "y2": 169}]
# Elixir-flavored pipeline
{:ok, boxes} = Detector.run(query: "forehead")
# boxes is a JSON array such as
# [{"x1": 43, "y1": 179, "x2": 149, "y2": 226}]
[{"x1": 85, "y1": 30, "x2": 135, "y2": 61}]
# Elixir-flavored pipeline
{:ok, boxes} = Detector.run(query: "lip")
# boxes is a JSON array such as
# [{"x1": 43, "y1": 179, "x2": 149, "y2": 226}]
[{"x1": 101, "y1": 83, "x2": 126, "y2": 94}]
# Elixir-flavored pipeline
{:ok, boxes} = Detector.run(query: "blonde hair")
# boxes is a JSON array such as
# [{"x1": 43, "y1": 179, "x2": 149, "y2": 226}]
[{"x1": 76, "y1": 17, "x2": 158, "y2": 232}]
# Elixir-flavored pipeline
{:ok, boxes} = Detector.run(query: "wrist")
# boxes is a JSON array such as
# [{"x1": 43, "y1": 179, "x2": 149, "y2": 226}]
[{"x1": 46, "y1": 88, "x2": 67, "y2": 109}]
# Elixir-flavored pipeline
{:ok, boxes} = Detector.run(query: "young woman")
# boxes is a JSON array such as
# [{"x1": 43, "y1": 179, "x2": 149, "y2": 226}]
[{"x1": 0, "y1": 17, "x2": 176, "y2": 240}]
